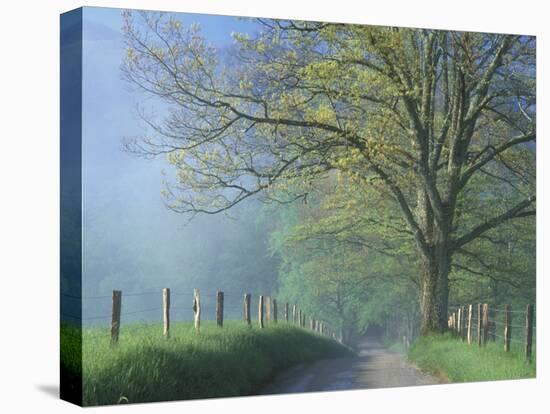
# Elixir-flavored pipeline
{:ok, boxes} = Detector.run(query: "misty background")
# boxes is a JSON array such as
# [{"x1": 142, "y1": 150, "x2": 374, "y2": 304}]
[{"x1": 79, "y1": 8, "x2": 276, "y2": 323}]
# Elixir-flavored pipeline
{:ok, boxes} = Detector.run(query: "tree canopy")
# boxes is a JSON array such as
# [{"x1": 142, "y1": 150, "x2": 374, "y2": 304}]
[{"x1": 122, "y1": 11, "x2": 535, "y2": 334}]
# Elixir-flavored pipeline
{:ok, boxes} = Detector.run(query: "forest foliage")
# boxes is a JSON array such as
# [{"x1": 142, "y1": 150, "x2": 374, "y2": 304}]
[{"x1": 76, "y1": 12, "x2": 536, "y2": 340}]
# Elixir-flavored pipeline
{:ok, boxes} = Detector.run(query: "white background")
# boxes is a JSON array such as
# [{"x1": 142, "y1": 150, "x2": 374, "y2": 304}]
[{"x1": 0, "y1": 0, "x2": 548, "y2": 412}]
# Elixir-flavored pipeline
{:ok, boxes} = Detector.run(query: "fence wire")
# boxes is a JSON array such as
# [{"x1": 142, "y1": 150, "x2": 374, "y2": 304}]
[
  {"x1": 447, "y1": 303, "x2": 535, "y2": 357},
  {"x1": 61, "y1": 288, "x2": 329, "y2": 342}
]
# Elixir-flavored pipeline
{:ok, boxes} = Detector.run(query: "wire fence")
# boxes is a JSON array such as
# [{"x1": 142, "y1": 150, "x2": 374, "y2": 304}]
[
  {"x1": 447, "y1": 302, "x2": 535, "y2": 362},
  {"x1": 61, "y1": 290, "x2": 266, "y2": 323},
  {"x1": 60, "y1": 288, "x2": 341, "y2": 345}
]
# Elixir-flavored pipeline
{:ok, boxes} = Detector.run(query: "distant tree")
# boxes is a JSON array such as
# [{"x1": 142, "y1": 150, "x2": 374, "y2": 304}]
[
  {"x1": 122, "y1": 11, "x2": 535, "y2": 334},
  {"x1": 270, "y1": 184, "x2": 419, "y2": 343}
]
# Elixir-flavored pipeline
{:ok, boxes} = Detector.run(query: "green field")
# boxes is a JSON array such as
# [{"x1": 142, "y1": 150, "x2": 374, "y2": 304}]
[
  {"x1": 408, "y1": 333, "x2": 536, "y2": 382},
  {"x1": 61, "y1": 321, "x2": 352, "y2": 406}
]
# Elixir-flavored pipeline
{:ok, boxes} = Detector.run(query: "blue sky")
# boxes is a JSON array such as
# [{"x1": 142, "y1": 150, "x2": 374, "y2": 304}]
[{"x1": 84, "y1": 6, "x2": 257, "y2": 46}]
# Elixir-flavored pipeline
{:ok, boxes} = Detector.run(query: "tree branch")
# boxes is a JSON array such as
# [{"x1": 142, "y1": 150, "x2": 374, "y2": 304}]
[
  {"x1": 453, "y1": 195, "x2": 535, "y2": 249},
  {"x1": 459, "y1": 132, "x2": 535, "y2": 189}
]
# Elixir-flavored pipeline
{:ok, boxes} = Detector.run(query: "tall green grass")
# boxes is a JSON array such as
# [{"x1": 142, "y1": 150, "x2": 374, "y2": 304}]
[
  {"x1": 408, "y1": 333, "x2": 535, "y2": 382},
  {"x1": 61, "y1": 321, "x2": 352, "y2": 406}
]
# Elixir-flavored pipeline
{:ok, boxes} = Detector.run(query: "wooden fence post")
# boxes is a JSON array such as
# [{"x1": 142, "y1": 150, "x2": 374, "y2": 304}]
[
  {"x1": 244, "y1": 293, "x2": 251, "y2": 326},
  {"x1": 273, "y1": 299, "x2": 278, "y2": 324},
  {"x1": 258, "y1": 295, "x2": 265, "y2": 328},
  {"x1": 453, "y1": 309, "x2": 457, "y2": 334},
  {"x1": 111, "y1": 290, "x2": 122, "y2": 345},
  {"x1": 477, "y1": 303, "x2": 482, "y2": 346},
  {"x1": 482, "y1": 303, "x2": 489, "y2": 345},
  {"x1": 454, "y1": 311, "x2": 458, "y2": 333},
  {"x1": 525, "y1": 304, "x2": 534, "y2": 361},
  {"x1": 284, "y1": 302, "x2": 289, "y2": 322},
  {"x1": 451, "y1": 312, "x2": 456, "y2": 331},
  {"x1": 454, "y1": 312, "x2": 457, "y2": 332},
  {"x1": 193, "y1": 289, "x2": 201, "y2": 333},
  {"x1": 457, "y1": 307, "x2": 462, "y2": 338},
  {"x1": 265, "y1": 296, "x2": 271, "y2": 323},
  {"x1": 163, "y1": 288, "x2": 170, "y2": 339},
  {"x1": 504, "y1": 304, "x2": 511, "y2": 352},
  {"x1": 453, "y1": 308, "x2": 457, "y2": 333},
  {"x1": 461, "y1": 306, "x2": 466, "y2": 341},
  {"x1": 467, "y1": 304, "x2": 472, "y2": 345},
  {"x1": 216, "y1": 291, "x2": 224, "y2": 328},
  {"x1": 451, "y1": 312, "x2": 455, "y2": 332}
]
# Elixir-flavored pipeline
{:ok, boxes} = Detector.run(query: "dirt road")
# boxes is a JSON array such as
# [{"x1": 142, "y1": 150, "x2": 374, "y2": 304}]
[{"x1": 262, "y1": 335, "x2": 440, "y2": 394}]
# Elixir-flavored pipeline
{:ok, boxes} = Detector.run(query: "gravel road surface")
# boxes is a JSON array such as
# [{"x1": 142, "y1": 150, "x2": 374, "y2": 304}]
[{"x1": 262, "y1": 335, "x2": 440, "y2": 394}]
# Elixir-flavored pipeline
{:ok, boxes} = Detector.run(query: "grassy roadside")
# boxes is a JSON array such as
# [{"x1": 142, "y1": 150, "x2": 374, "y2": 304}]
[
  {"x1": 61, "y1": 321, "x2": 352, "y2": 406},
  {"x1": 408, "y1": 333, "x2": 535, "y2": 382}
]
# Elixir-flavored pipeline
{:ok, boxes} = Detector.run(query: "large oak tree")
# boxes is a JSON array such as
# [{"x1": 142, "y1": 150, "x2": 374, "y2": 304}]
[{"x1": 122, "y1": 11, "x2": 535, "y2": 334}]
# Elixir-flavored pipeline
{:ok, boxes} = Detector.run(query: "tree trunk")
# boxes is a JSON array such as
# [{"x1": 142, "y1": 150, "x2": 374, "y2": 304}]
[
  {"x1": 416, "y1": 187, "x2": 452, "y2": 335},
  {"x1": 419, "y1": 242, "x2": 450, "y2": 335}
]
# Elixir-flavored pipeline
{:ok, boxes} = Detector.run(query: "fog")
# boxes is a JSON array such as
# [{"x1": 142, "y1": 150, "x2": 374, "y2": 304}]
[{"x1": 74, "y1": 9, "x2": 277, "y2": 325}]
